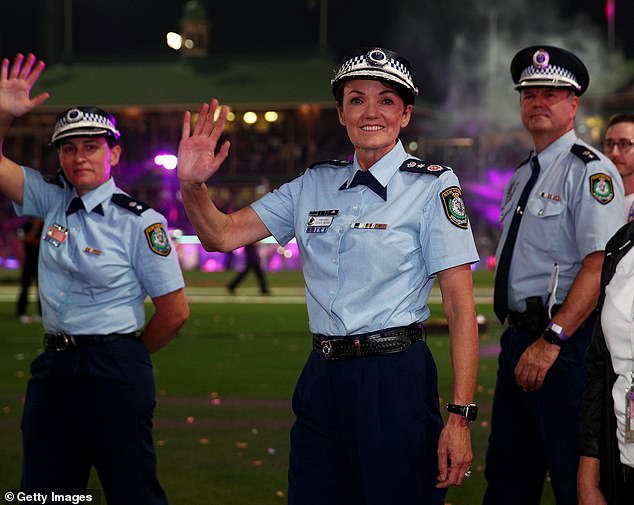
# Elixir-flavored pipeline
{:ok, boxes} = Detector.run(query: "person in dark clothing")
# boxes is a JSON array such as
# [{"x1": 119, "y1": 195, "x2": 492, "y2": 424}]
[
  {"x1": 16, "y1": 216, "x2": 43, "y2": 323},
  {"x1": 227, "y1": 242, "x2": 269, "y2": 294},
  {"x1": 578, "y1": 220, "x2": 634, "y2": 505}
]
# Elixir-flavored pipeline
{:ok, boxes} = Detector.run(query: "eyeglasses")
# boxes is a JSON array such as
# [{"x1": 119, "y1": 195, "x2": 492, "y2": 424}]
[{"x1": 602, "y1": 140, "x2": 634, "y2": 153}]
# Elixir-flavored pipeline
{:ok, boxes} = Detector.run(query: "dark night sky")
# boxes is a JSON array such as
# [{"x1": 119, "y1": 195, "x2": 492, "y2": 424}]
[{"x1": 0, "y1": 0, "x2": 632, "y2": 104}]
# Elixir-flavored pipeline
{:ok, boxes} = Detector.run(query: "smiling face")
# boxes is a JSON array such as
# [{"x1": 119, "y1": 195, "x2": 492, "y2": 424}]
[
  {"x1": 58, "y1": 136, "x2": 121, "y2": 195},
  {"x1": 336, "y1": 79, "x2": 413, "y2": 169},
  {"x1": 519, "y1": 87, "x2": 578, "y2": 148}
]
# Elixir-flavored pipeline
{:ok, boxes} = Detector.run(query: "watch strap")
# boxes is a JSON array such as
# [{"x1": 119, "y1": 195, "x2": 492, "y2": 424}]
[
  {"x1": 546, "y1": 321, "x2": 569, "y2": 341},
  {"x1": 446, "y1": 402, "x2": 478, "y2": 422}
]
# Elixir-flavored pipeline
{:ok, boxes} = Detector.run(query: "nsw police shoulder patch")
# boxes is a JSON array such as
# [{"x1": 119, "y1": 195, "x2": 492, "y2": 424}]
[
  {"x1": 589, "y1": 173, "x2": 614, "y2": 204},
  {"x1": 145, "y1": 223, "x2": 171, "y2": 256},
  {"x1": 399, "y1": 158, "x2": 452, "y2": 176},
  {"x1": 440, "y1": 186, "x2": 468, "y2": 229}
]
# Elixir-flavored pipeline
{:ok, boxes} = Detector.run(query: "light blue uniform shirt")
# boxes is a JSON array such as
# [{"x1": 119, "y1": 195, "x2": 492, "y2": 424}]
[
  {"x1": 252, "y1": 141, "x2": 479, "y2": 336},
  {"x1": 14, "y1": 166, "x2": 185, "y2": 335},
  {"x1": 496, "y1": 130, "x2": 624, "y2": 312}
]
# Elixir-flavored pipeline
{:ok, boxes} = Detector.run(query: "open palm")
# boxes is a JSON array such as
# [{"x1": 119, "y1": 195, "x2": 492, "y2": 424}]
[
  {"x1": 177, "y1": 100, "x2": 231, "y2": 185},
  {"x1": 0, "y1": 53, "x2": 49, "y2": 118}
]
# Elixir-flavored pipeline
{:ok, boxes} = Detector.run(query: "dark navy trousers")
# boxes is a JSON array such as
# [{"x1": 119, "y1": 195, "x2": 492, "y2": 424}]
[
  {"x1": 21, "y1": 338, "x2": 168, "y2": 505},
  {"x1": 483, "y1": 322, "x2": 593, "y2": 505},
  {"x1": 288, "y1": 341, "x2": 446, "y2": 505}
]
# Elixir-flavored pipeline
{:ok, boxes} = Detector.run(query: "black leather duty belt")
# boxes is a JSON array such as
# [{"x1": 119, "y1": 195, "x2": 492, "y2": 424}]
[
  {"x1": 43, "y1": 332, "x2": 137, "y2": 352},
  {"x1": 507, "y1": 304, "x2": 561, "y2": 335},
  {"x1": 312, "y1": 324, "x2": 424, "y2": 361}
]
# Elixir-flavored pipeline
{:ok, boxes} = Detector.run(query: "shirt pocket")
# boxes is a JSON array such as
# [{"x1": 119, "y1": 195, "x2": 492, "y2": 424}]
[{"x1": 523, "y1": 197, "x2": 566, "y2": 252}]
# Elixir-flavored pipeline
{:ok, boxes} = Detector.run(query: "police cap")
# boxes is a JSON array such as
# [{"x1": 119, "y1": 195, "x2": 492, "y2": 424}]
[
  {"x1": 510, "y1": 45, "x2": 589, "y2": 96},
  {"x1": 331, "y1": 47, "x2": 418, "y2": 104},
  {"x1": 51, "y1": 106, "x2": 121, "y2": 145}
]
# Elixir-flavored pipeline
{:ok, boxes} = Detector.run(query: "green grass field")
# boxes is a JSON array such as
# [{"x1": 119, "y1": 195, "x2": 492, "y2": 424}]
[{"x1": 0, "y1": 269, "x2": 557, "y2": 504}]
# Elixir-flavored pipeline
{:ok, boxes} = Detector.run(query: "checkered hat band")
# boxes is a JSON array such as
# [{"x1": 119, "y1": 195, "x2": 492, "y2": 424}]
[
  {"x1": 54, "y1": 112, "x2": 117, "y2": 131},
  {"x1": 52, "y1": 119, "x2": 120, "y2": 144},
  {"x1": 519, "y1": 64, "x2": 580, "y2": 90},
  {"x1": 332, "y1": 55, "x2": 418, "y2": 94}
]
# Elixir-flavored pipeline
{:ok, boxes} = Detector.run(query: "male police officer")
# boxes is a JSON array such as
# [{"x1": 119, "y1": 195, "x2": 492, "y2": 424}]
[
  {"x1": 483, "y1": 46, "x2": 624, "y2": 505},
  {"x1": 0, "y1": 53, "x2": 189, "y2": 503}
]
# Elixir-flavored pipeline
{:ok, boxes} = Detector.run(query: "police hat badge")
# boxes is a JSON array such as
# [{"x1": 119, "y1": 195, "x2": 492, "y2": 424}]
[
  {"x1": 51, "y1": 106, "x2": 121, "y2": 145},
  {"x1": 510, "y1": 45, "x2": 590, "y2": 96},
  {"x1": 331, "y1": 47, "x2": 419, "y2": 103}
]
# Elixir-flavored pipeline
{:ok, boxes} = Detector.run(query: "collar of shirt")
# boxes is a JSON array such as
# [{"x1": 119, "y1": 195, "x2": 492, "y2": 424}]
[
  {"x1": 342, "y1": 139, "x2": 408, "y2": 193},
  {"x1": 534, "y1": 129, "x2": 577, "y2": 171},
  {"x1": 67, "y1": 177, "x2": 117, "y2": 214}
]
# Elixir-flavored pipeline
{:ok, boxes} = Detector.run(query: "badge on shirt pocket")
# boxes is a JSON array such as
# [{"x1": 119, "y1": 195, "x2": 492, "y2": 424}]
[
  {"x1": 305, "y1": 210, "x2": 338, "y2": 233},
  {"x1": 44, "y1": 223, "x2": 68, "y2": 247}
]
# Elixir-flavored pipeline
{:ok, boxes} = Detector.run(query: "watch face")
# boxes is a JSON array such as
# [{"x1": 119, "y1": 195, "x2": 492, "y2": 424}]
[
  {"x1": 465, "y1": 404, "x2": 478, "y2": 422},
  {"x1": 543, "y1": 328, "x2": 564, "y2": 346}
]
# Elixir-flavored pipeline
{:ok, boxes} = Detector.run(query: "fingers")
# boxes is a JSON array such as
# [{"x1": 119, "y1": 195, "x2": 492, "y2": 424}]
[
  {"x1": 9, "y1": 53, "x2": 24, "y2": 79},
  {"x1": 192, "y1": 102, "x2": 210, "y2": 136},
  {"x1": 436, "y1": 446, "x2": 448, "y2": 483},
  {"x1": 181, "y1": 111, "x2": 192, "y2": 141},
  {"x1": 436, "y1": 459, "x2": 472, "y2": 488},
  {"x1": 19, "y1": 53, "x2": 36, "y2": 80},
  {"x1": 25, "y1": 58, "x2": 46, "y2": 87},
  {"x1": 31, "y1": 92, "x2": 50, "y2": 108},
  {"x1": 186, "y1": 99, "x2": 228, "y2": 146},
  {"x1": 1, "y1": 58, "x2": 8, "y2": 81},
  {"x1": 2, "y1": 53, "x2": 46, "y2": 86}
]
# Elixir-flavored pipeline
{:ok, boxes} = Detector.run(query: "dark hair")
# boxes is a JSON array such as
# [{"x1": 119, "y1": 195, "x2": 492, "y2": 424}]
[
  {"x1": 607, "y1": 113, "x2": 634, "y2": 129},
  {"x1": 334, "y1": 79, "x2": 414, "y2": 107}
]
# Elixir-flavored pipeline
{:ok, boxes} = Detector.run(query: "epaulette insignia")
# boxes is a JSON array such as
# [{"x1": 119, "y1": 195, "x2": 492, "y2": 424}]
[
  {"x1": 42, "y1": 171, "x2": 66, "y2": 188},
  {"x1": 144, "y1": 223, "x2": 171, "y2": 256},
  {"x1": 399, "y1": 158, "x2": 452, "y2": 176},
  {"x1": 111, "y1": 193, "x2": 150, "y2": 216},
  {"x1": 571, "y1": 144, "x2": 600, "y2": 164},
  {"x1": 308, "y1": 159, "x2": 352, "y2": 169}
]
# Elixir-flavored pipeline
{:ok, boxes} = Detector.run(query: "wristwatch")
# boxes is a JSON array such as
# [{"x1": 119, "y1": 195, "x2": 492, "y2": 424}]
[
  {"x1": 542, "y1": 321, "x2": 569, "y2": 347},
  {"x1": 446, "y1": 403, "x2": 478, "y2": 422}
]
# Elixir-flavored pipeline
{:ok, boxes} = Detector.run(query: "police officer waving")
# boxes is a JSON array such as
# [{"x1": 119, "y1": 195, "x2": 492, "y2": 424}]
[
  {"x1": 483, "y1": 46, "x2": 624, "y2": 505},
  {"x1": 178, "y1": 46, "x2": 480, "y2": 505},
  {"x1": 0, "y1": 54, "x2": 189, "y2": 503}
]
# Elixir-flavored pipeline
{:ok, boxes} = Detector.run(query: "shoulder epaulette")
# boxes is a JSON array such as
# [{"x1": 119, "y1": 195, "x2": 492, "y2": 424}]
[
  {"x1": 308, "y1": 159, "x2": 352, "y2": 169},
  {"x1": 571, "y1": 144, "x2": 600, "y2": 164},
  {"x1": 111, "y1": 193, "x2": 150, "y2": 216},
  {"x1": 42, "y1": 171, "x2": 66, "y2": 189},
  {"x1": 399, "y1": 158, "x2": 452, "y2": 176}
]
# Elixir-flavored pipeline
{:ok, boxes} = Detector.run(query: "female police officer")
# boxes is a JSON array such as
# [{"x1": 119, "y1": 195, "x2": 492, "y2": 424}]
[
  {"x1": 178, "y1": 47, "x2": 479, "y2": 504},
  {"x1": 0, "y1": 54, "x2": 189, "y2": 503}
]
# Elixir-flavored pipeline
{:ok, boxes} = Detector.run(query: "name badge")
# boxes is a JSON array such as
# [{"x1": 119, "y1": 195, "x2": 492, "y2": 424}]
[
  {"x1": 306, "y1": 210, "x2": 338, "y2": 234},
  {"x1": 44, "y1": 223, "x2": 68, "y2": 247}
]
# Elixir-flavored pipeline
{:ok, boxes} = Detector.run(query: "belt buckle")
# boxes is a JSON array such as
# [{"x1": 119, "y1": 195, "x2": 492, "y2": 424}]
[
  {"x1": 321, "y1": 338, "x2": 341, "y2": 360},
  {"x1": 52, "y1": 333, "x2": 75, "y2": 351}
]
